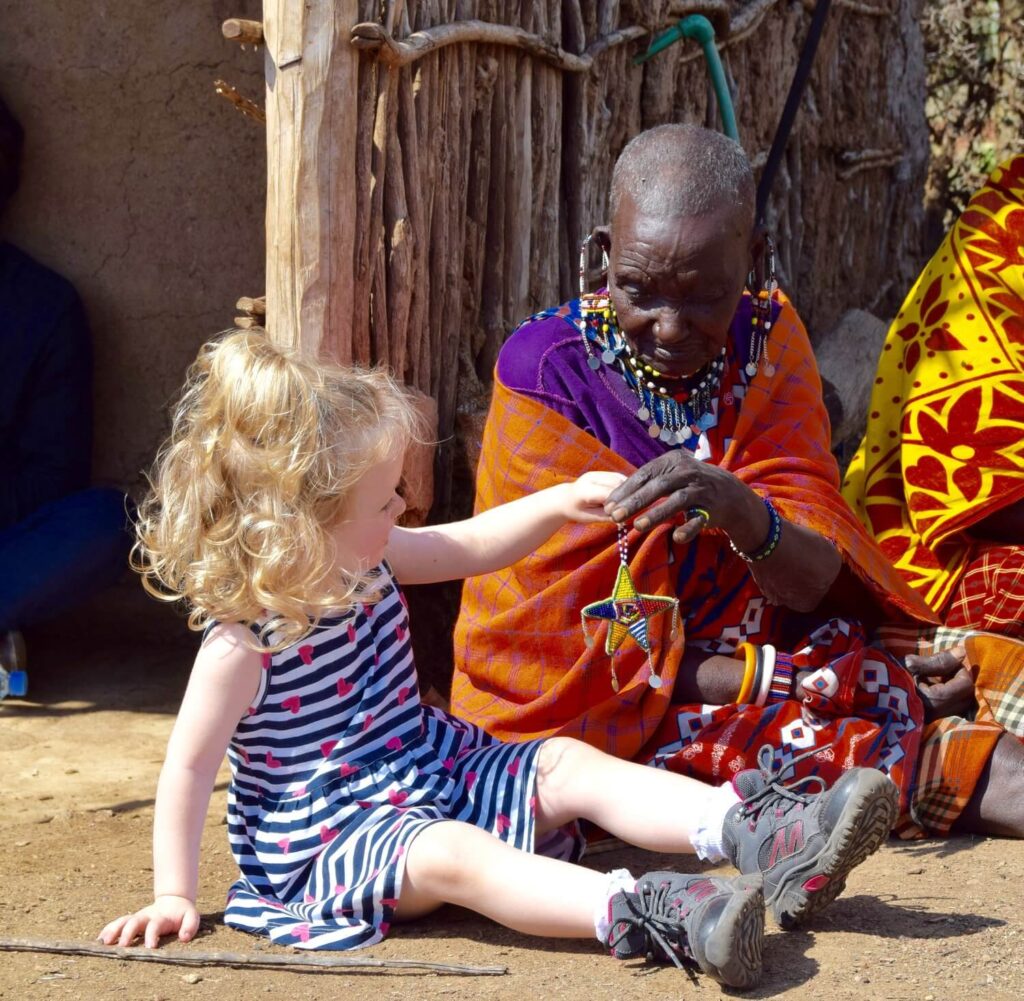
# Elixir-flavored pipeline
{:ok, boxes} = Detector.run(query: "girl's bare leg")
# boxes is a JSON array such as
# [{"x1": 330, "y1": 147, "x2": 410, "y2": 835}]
[
  {"x1": 396, "y1": 819, "x2": 614, "y2": 937},
  {"x1": 532, "y1": 736, "x2": 733, "y2": 850}
]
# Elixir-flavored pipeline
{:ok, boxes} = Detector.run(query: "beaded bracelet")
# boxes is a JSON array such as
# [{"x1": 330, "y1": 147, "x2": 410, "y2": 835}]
[
  {"x1": 729, "y1": 496, "x2": 782, "y2": 563},
  {"x1": 754, "y1": 644, "x2": 776, "y2": 706},
  {"x1": 767, "y1": 652, "x2": 796, "y2": 704}
]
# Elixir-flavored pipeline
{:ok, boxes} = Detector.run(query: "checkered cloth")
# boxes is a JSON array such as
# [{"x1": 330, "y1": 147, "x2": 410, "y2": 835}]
[{"x1": 877, "y1": 622, "x2": 1024, "y2": 835}]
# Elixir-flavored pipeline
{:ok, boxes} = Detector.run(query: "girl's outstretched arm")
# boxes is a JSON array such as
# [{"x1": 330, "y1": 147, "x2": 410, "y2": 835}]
[
  {"x1": 387, "y1": 471, "x2": 625, "y2": 585},
  {"x1": 98, "y1": 623, "x2": 261, "y2": 948}
]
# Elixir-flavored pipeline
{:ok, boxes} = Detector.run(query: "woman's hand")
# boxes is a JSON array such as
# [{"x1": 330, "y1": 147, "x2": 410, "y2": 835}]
[
  {"x1": 98, "y1": 895, "x2": 201, "y2": 949},
  {"x1": 565, "y1": 471, "x2": 628, "y2": 523},
  {"x1": 904, "y1": 647, "x2": 976, "y2": 722},
  {"x1": 602, "y1": 451, "x2": 764, "y2": 546}
]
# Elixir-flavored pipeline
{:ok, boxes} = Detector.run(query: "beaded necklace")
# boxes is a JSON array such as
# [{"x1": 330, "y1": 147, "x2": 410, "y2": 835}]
[{"x1": 576, "y1": 293, "x2": 726, "y2": 446}]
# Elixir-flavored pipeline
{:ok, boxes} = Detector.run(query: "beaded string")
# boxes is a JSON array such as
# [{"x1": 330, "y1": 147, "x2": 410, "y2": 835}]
[{"x1": 746, "y1": 237, "x2": 779, "y2": 378}]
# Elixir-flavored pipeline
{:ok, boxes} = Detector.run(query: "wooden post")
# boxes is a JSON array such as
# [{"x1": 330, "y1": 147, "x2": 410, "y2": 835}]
[{"x1": 263, "y1": 1, "x2": 359, "y2": 360}]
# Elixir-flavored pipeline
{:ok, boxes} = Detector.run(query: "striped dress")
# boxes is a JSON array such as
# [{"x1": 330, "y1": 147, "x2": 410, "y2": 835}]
[{"x1": 222, "y1": 566, "x2": 582, "y2": 949}]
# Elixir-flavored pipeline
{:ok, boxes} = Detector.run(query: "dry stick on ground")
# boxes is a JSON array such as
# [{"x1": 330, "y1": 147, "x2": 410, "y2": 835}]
[{"x1": 0, "y1": 938, "x2": 507, "y2": 977}]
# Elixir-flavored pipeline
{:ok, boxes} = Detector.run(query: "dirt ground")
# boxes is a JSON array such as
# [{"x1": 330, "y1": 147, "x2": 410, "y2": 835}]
[{"x1": 2, "y1": 584, "x2": 1022, "y2": 1001}]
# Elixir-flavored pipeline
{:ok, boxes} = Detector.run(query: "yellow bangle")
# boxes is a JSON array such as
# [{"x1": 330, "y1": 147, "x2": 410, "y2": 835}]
[{"x1": 735, "y1": 642, "x2": 758, "y2": 703}]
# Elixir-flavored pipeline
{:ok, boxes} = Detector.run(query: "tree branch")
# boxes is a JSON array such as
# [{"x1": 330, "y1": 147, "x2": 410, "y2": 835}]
[{"x1": 350, "y1": 20, "x2": 647, "y2": 73}]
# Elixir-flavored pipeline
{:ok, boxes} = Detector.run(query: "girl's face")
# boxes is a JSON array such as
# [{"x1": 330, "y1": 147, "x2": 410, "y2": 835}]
[{"x1": 330, "y1": 450, "x2": 407, "y2": 571}]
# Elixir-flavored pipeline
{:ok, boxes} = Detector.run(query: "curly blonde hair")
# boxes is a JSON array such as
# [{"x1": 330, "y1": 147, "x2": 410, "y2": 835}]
[{"x1": 134, "y1": 328, "x2": 418, "y2": 649}]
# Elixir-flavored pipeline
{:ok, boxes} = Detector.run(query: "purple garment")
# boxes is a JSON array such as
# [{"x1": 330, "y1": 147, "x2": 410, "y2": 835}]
[{"x1": 496, "y1": 295, "x2": 759, "y2": 467}]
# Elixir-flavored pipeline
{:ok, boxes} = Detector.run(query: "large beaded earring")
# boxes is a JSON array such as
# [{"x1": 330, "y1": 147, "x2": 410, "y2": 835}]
[
  {"x1": 577, "y1": 233, "x2": 623, "y2": 370},
  {"x1": 746, "y1": 235, "x2": 779, "y2": 379}
]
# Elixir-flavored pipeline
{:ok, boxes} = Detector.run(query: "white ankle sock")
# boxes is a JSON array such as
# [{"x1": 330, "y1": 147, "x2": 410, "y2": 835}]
[
  {"x1": 593, "y1": 868, "x2": 635, "y2": 943},
  {"x1": 691, "y1": 781, "x2": 742, "y2": 863}
]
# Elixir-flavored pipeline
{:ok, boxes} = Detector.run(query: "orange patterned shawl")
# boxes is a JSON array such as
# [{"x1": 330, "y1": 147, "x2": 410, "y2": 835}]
[
  {"x1": 842, "y1": 156, "x2": 1024, "y2": 615},
  {"x1": 453, "y1": 299, "x2": 933, "y2": 757}
]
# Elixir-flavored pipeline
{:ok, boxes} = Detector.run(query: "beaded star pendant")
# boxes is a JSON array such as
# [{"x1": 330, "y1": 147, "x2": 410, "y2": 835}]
[{"x1": 581, "y1": 526, "x2": 679, "y2": 691}]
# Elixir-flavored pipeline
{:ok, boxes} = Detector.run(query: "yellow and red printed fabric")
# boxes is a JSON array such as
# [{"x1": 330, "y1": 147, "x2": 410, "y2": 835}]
[{"x1": 843, "y1": 156, "x2": 1024, "y2": 616}]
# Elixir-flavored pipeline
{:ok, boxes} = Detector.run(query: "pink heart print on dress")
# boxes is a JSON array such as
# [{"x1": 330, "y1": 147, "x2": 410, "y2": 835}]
[{"x1": 298, "y1": 645, "x2": 314, "y2": 665}]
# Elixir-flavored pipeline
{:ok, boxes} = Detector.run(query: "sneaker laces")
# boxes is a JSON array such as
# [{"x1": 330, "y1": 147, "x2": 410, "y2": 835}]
[
  {"x1": 737, "y1": 744, "x2": 830, "y2": 824},
  {"x1": 608, "y1": 880, "x2": 696, "y2": 971}
]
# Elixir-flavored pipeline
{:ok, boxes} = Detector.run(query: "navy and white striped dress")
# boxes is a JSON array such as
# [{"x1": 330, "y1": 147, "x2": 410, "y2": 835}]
[{"x1": 222, "y1": 565, "x2": 582, "y2": 949}]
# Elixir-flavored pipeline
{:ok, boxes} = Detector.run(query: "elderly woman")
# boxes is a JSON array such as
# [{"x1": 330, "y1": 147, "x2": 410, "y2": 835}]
[
  {"x1": 452, "y1": 123, "x2": 943, "y2": 832},
  {"x1": 843, "y1": 154, "x2": 1024, "y2": 838}
]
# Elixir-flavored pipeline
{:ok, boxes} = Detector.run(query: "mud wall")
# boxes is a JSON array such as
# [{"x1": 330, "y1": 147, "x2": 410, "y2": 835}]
[{"x1": 0, "y1": 1, "x2": 266, "y2": 491}]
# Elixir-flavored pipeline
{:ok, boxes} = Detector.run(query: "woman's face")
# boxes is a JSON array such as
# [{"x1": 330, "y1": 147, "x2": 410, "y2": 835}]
[{"x1": 606, "y1": 195, "x2": 756, "y2": 378}]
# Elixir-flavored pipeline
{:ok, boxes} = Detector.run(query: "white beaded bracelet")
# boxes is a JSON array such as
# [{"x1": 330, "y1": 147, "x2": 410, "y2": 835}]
[{"x1": 754, "y1": 644, "x2": 776, "y2": 707}]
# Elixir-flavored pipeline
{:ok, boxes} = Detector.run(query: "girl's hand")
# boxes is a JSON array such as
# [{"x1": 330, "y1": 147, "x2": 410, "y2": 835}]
[
  {"x1": 98, "y1": 895, "x2": 201, "y2": 949},
  {"x1": 603, "y1": 451, "x2": 760, "y2": 545},
  {"x1": 565, "y1": 471, "x2": 628, "y2": 523}
]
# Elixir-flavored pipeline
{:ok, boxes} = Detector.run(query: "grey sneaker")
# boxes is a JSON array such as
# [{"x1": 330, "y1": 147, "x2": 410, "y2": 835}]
[
  {"x1": 722, "y1": 745, "x2": 898, "y2": 929},
  {"x1": 606, "y1": 871, "x2": 765, "y2": 988}
]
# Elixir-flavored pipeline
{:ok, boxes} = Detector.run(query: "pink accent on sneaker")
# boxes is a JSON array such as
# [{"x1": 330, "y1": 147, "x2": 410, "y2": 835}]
[{"x1": 802, "y1": 874, "x2": 831, "y2": 892}]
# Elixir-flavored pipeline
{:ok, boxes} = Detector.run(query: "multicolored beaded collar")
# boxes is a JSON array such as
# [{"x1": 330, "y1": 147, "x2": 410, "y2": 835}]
[{"x1": 576, "y1": 293, "x2": 727, "y2": 446}]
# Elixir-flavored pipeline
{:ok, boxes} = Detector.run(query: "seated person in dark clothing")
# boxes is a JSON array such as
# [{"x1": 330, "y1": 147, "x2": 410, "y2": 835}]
[{"x1": 0, "y1": 94, "x2": 130, "y2": 697}]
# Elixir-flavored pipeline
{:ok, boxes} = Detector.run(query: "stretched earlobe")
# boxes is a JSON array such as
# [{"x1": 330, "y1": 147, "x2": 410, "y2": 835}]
[
  {"x1": 593, "y1": 225, "x2": 612, "y2": 255},
  {"x1": 579, "y1": 230, "x2": 611, "y2": 298}
]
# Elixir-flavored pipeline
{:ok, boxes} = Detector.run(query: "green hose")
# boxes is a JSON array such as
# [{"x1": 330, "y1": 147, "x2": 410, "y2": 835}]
[{"x1": 634, "y1": 15, "x2": 738, "y2": 143}]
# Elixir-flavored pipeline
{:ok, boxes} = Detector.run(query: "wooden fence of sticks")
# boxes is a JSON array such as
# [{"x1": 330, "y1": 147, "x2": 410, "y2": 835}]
[{"x1": 219, "y1": 1, "x2": 928, "y2": 522}]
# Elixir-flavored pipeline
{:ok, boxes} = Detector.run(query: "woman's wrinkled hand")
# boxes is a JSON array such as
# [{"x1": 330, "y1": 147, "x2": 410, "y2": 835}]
[
  {"x1": 565, "y1": 471, "x2": 628, "y2": 523},
  {"x1": 602, "y1": 450, "x2": 755, "y2": 544},
  {"x1": 98, "y1": 895, "x2": 201, "y2": 949},
  {"x1": 904, "y1": 646, "x2": 976, "y2": 722}
]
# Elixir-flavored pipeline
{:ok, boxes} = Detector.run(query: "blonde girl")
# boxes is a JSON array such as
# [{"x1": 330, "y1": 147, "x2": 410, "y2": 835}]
[{"x1": 99, "y1": 330, "x2": 897, "y2": 989}]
